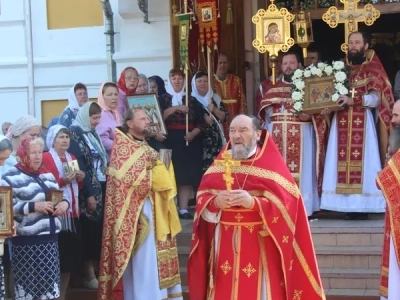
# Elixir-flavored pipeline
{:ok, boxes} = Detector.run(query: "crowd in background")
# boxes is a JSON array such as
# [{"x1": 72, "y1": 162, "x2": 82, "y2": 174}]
[{"x1": 0, "y1": 65, "x2": 228, "y2": 300}]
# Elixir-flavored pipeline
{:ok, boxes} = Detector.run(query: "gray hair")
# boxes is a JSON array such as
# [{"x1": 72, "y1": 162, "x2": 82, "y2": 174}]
[
  {"x1": 233, "y1": 114, "x2": 261, "y2": 131},
  {"x1": 29, "y1": 137, "x2": 45, "y2": 149},
  {"x1": 389, "y1": 126, "x2": 400, "y2": 154},
  {"x1": 0, "y1": 138, "x2": 12, "y2": 152}
]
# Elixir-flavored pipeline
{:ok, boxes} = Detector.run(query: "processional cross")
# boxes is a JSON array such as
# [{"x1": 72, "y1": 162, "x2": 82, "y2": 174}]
[
  {"x1": 322, "y1": 0, "x2": 380, "y2": 53},
  {"x1": 214, "y1": 151, "x2": 241, "y2": 191}
]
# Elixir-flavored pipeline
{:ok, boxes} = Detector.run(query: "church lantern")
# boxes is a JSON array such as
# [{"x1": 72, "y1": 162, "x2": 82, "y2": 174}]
[{"x1": 292, "y1": 10, "x2": 314, "y2": 66}]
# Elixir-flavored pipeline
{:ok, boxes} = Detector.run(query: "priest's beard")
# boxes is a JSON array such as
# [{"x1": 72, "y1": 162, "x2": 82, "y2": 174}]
[
  {"x1": 348, "y1": 48, "x2": 366, "y2": 65},
  {"x1": 231, "y1": 133, "x2": 257, "y2": 160},
  {"x1": 132, "y1": 125, "x2": 151, "y2": 139},
  {"x1": 283, "y1": 72, "x2": 293, "y2": 83}
]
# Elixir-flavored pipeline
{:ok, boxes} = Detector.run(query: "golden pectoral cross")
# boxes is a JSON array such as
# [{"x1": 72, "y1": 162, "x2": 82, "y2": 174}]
[
  {"x1": 214, "y1": 150, "x2": 241, "y2": 191},
  {"x1": 350, "y1": 87, "x2": 357, "y2": 98}
]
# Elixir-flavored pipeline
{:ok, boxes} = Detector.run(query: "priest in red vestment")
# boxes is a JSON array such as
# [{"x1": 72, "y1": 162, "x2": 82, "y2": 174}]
[
  {"x1": 188, "y1": 114, "x2": 325, "y2": 300},
  {"x1": 320, "y1": 31, "x2": 394, "y2": 219},
  {"x1": 97, "y1": 108, "x2": 182, "y2": 300},
  {"x1": 377, "y1": 127, "x2": 400, "y2": 299},
  {"x1": 214, "y1": 53, "x2": 247, "y2": 139},
  {"x1": 258, "y1": 52, "x2": 328, "y2": 216}
]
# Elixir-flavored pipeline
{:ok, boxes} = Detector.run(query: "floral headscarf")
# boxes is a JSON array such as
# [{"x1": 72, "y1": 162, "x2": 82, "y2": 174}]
[
  {"x1": 16, "y1": 138, "x2": 47, "y2": 175},
  {"x1": 117, "y1": 67, "x2": 138, "y2": 96}
]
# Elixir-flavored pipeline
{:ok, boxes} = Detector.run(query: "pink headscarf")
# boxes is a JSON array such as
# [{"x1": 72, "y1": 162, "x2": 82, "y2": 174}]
[{"x1": 98, "y1": 82, "x2": 121, "y2": 124}]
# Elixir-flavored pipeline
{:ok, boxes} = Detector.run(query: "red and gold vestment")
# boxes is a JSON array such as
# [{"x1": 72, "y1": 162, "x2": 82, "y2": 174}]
[
  {"x1": 377, "y1": 150, "x2": 400, "y2": 297},
  {"x1": 188, "y1": 131, "x2": 325, "y2": 300},
  {"x1": 97, "y1": 128, "x2": 181, "y2": 300},
  {"x1": 214, "y1": 74, "x2": 247, "y2": 139}
]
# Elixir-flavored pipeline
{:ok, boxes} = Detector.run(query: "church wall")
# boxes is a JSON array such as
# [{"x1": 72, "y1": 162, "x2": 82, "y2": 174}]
[{"x1": 0, "y1": 0, "x2": 172, "y2": 125}]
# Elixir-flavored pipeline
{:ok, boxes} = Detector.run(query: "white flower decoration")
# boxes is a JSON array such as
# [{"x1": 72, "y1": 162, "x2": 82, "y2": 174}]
[
  {"x1": 332, "y1": 93, "x2": 340, "y2": 102},
  {"x1": 293, "y1": 69, "x2": 304, "y2": 79},
  {"x1": 317, "y1": 62, "x2": 326, "y2": 70},
  {"x1": 304, "y1": 70, "x2": 311, "y2": 78},
  {"x1": 325, "y1": 66, "x2": 333, "y2": 76},
  {"x1": 293, "y1": 102, "x2": 302, "y2": 111},
  {"x1": 335, "y1": 82, "x2": 343, "y2": 90},
  {"x1": 295, "y1": 80, "x2": 305, "y2": 90},
  {"x1": 333, "y1": 61, "x2": 345, "y2": 70},
  {"x1": 315, "y1": 69, "x2": 323, "y2": 77},
  {"x1": 335, "y1": 71, "x2": 346, "y2": 82},
  {"x1": 311, "y1": 66, "x2": 318, "y2": 75},
  {"x1": 292, "y1": 91, "x2": 303, "y2": 101},
  {"x1": 339, "y1": 86, "x2": 349, "y2": 95}
]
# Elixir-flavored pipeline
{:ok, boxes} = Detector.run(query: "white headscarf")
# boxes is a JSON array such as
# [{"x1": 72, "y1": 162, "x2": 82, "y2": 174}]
[
  {"x1": 166, "y1": 76, "x2": 186, "y2": 107},
  {"x1": 191, "y1": 72, "x2": 214, "y2": 108},
  {"x1": 72, "y1": 102, "x2": 108, "y2": 170},
  {"x1": 46, "y1": 125, "x2": 79, "y2": 231},
  {"x1": 6, "y1": 115, "x2": 40, "y2": 140},
  {"x1": 66, "y1": 85, "x2": 80, "y2": 112},
  {"x1": 0, "y1": 135, "x2": 10, "y2": 179}
]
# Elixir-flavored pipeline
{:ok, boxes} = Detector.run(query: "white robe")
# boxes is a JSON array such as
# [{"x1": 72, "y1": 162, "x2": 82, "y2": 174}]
[
  {"x1": 320, "y1": 94, "x2": 385, "y2": 213},
  {"x1": 123, "y1": 199, "x2": 183, "y2": 300},
  {"x1": 264, "y1": 107, "x2": 320, "y2": 216},
  {"x1": 381, "y1": 235, "x2": 400, "y2": 300}
]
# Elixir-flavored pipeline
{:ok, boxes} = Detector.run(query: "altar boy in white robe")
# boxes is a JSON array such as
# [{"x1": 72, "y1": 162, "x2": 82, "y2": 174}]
[
  {"x1": 97, "y1": 107, "x2": 183, "y2": 300},
  {"x1": 377, "y1": 126, "x2": 400, "y2": 300}
]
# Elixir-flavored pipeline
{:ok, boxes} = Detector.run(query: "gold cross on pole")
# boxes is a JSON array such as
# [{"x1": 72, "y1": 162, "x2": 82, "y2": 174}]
[
  {"x1": 322, "y1": 0, "x2": 380, "y2": 53},
  {"x1": 350, "y1": 87, "x2": 357, "y2": 98},
  {"x1": 214, "y1": 150, "x2": 241, "y2": 191}
]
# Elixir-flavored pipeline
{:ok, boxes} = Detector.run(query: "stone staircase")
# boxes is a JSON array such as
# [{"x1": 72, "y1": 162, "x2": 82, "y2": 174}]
[
  {"x1": 67, "y1": 214, "x2": 384, "y2": 300},
  {"x1": 310, "y1": 213, "x2": 384, "y2": 299}
]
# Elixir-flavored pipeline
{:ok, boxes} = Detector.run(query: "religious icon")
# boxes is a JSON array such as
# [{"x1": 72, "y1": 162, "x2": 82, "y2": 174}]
[
  {"x1": 47, "y1": 189, "x2": 63, "y2": 207},
  {"x1": 302, "y1": 75, "x2": 341, "y2": 114},
  {"x1": 127, "y1": 94, "x2": 167, "y2": 137},
  {"x1": 62, "y1": 162, "x2": 71, "y2": 176},
  {"x1": 180, "y1": 24, "x2": 187, "y2": 40},
  {"x1": 0, "y1": 186, "x2": 14, "y2": 237},
  {"x1": 252, "y1": 6, "x2": 295, "y2": 56},
  {"x1": 264, "y1": 22, "x2": 282, "y2": 44},
  {"x1": 159, "y1": 149, "x2": 172, "y2": 169},
  {"x1": 201, "y1": 7, "x2": 212, "y2": 22},
  {"x1": 68, "y1": 160, "x2": 79, "y2": 173}
]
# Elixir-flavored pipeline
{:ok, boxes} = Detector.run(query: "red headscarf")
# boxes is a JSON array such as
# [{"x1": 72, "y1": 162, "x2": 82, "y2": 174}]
[
  {"x1": 16, "y1": 138, "x2": 47, "y2": 175},
  {"x1": 117, "y1": 67, "x2": 138, "y2": 96}
]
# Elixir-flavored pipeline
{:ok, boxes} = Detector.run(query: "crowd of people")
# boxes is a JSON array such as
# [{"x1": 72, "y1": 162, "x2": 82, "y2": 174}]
[
  {"x1": 0, "y1": 56, "x2": 249, "y2": 299},
  {"x1": 1, "y1": 29, "x2": 400, "y2": 300}
]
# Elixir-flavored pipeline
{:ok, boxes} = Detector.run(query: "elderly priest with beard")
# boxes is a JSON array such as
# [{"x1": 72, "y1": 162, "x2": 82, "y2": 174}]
[
  {"x1": 187, "y1": 114, "x2": 325, "y2": 300},
  {"x1": 97, "y1": 108, "x2": 183, "y2": 300}
]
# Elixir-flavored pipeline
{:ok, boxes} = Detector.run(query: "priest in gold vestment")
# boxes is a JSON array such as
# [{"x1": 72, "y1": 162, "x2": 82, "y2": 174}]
[
  {"x1": 97, "y1": 108, "x2": 183, "y2": 300},
  {"x1": 320, "y1": 32, "x2": 394, "y2": 219},
  {"x1": 188, "y1": 114, "x2": 325, "y2": 300},
  {"x1": 214, "y1": 53, "x2": 247, "y2": 139}
]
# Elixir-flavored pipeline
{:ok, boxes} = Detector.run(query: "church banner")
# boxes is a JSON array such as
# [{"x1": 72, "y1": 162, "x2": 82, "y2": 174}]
[
  {"x1": 196, "y1": 0, "x2": 219, "y2": 50},
  {"x1": 179, "y1": 14, "x2": 190, "y2": 69}
]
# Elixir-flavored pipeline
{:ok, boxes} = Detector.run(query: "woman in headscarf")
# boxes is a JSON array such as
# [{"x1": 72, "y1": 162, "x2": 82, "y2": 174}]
[
  {"x1": 135, "y1": 74, "x2": 150, "y2": 94},
  {"x1": 96, "y1": 82, "x2": 121, "y2": 158},
  {"x1": 3, "y1": 115, "x2": 41, "y2": 172},
  {"x1": 117, "y1": 67, "x2": 139, "y2": 119},
  {"x1": 2, "y1": 137, "x2": 69, "y2": 300},
  {"x1": 149, "y1": 75, "x2": 167, "y2": 96},
  {"x1": 42, "y1": 125, "x2": 85, "y2": 300},
  {"x1": 68, "y1": 102, "x2": 107, "y2": 289},
  {"x1": 158, "y1": 68, "x2": 206, "y2": 219},
  {"x1": 58, "y1": 83, "x2": 89, "y2": 128},
  {"x1": 191, "y1": 71, "x2": 228, "y2": 172},
  {"x1": 0, "y1": 136, "x2": 13, "y2": 300}
]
